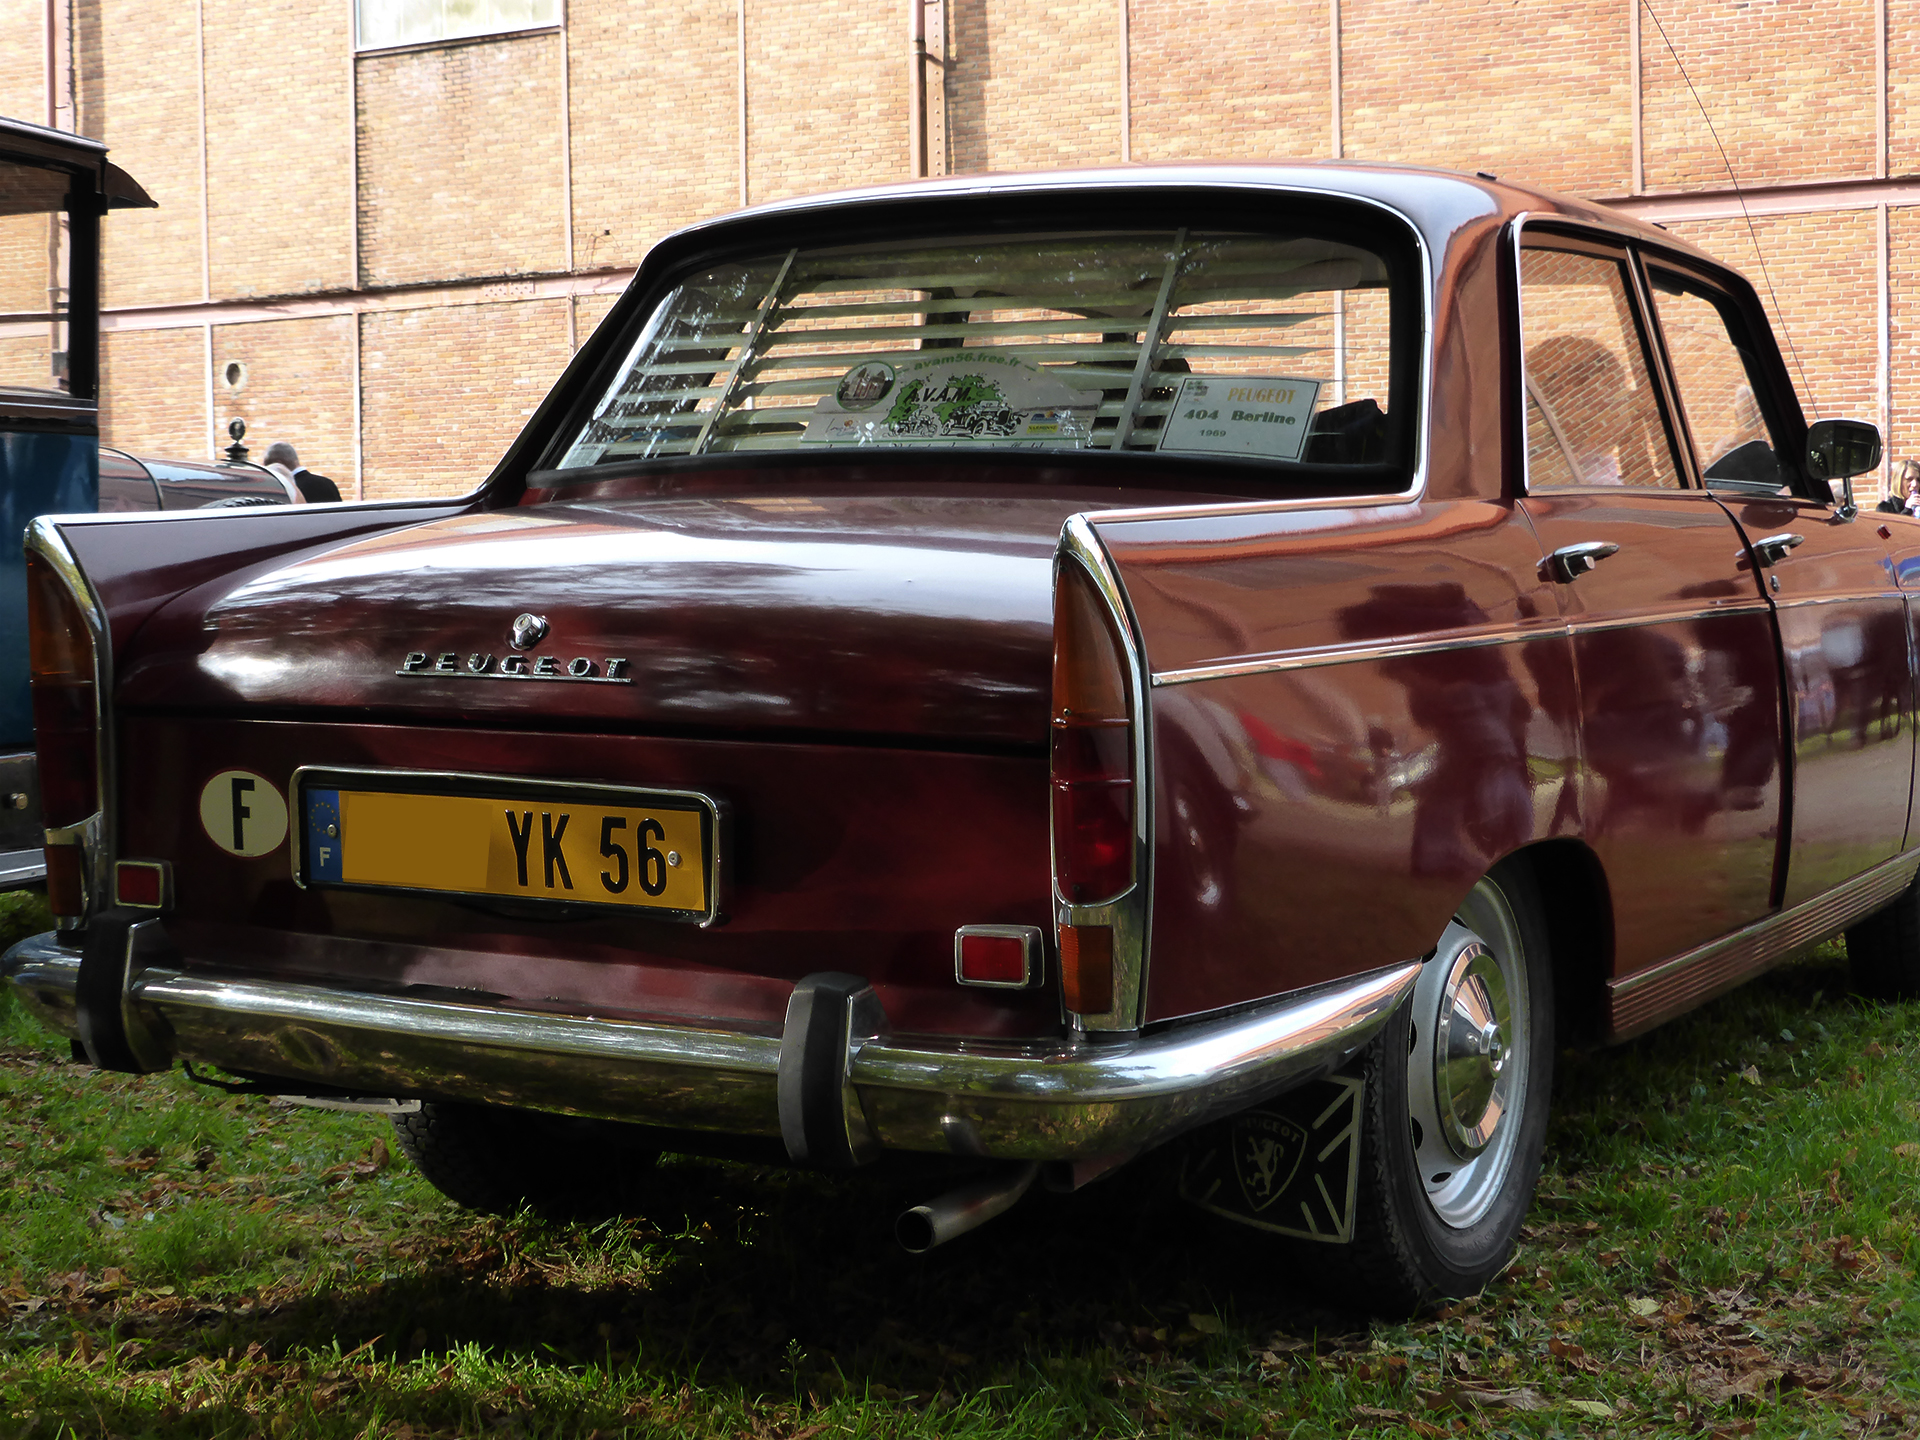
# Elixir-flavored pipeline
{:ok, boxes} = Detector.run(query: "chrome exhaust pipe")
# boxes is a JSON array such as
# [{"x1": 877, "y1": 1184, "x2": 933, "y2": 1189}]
[{"x1": 895, "y1": 1161, "x2": 1039, "y2": 1253}]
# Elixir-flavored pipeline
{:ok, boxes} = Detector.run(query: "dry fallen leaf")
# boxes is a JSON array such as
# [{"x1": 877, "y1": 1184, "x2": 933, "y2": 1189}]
[
  {"x1": 1564, "y1": 1399, "x2": 1614, "y2": 1417},
  {"x1": 1628, "y1": 1296, "x2": 1662, "y2": 1318},
  {"x1": 1738, "y1": 1065, "x2": 1762, "y2": 1086},
  {"x1": 1187, "y1": 1312, "x2": 1224, "y2": 1335},
  {"x1": 1894, "y1": 1143, "x2": 1920, "y2": 1161}
]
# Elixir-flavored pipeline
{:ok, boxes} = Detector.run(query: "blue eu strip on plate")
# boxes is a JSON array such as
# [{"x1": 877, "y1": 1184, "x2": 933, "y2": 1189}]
[{"x1": 305, "y1": 789, "x2": 343, "y2": 883}]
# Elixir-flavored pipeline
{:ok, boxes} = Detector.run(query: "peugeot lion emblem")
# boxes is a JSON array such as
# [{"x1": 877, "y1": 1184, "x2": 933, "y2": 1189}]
[{"x1": 510, "y1": 613, "x2": 550, "y2": 651}]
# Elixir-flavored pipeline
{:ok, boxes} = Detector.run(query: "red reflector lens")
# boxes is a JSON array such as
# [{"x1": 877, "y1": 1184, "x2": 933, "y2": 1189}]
[
  {"x1": 957, "y1": 932, "x2": 1028, "y2": 986},
  {"x1": 115, "y1": 861, "x2": 166, "y2": 909},
  {"x1": 44, "y1": 844, "x2": 84, "y2": 919},
  {"x1": 1059, "y1": 924, "x2": 1114, "y2": 1014}
]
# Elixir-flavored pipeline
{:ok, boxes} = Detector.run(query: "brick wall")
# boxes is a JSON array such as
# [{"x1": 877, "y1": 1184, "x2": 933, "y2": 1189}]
[
  {"x1": 1342, "y1": 0, "x2": 1632, "y2": 196},
  {"x1": 212, "y1": 315, "x2": 355, "y2": 488},
  {"x1": 356, "y1": 33, "x2": 566, "y2": 288},
  {"x1": 98, "y1": 327, "x2": 206, "y2": 457},
  {"x1": 203, "y1": 0, "x2": 353, "y2": 299},
  {"x1": 358, "y1": 298, "x2": 571, "y2": 496},
  {"x1": 1128, "y1": 1, "x2": 1330, "y2": 163},
  {"x1": 87, "y1": 0, "x2": 206, "y2": 308},
  {"x1": 743, "y1": 1, "x2": 900, "y2": 204},
  {"x1": 1896, "y1": 0, "x2": 1920, "y2": 176},
  {"x1": 1641, "y1": 0, "x2": 1878, "y2": 192},
  {"x1": 567, "y1": 0, "x2": 738, "y2": 272},
  {"x1": 947, "y1": 0, "x2": 1121, "y2": 173},
  {"x1": 1891, "y1": 207, "x2": 1920, "y2": 489},
  {"x1": 0, "y1": 0, "x2": 45, "y2": 121},
  {"x1": 38, "y1": 0, "x2": 1920, "y2": 505}
]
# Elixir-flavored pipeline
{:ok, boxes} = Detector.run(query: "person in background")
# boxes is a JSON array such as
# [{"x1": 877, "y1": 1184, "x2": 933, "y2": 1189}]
[
  {"x1": 1876, "y1": 464, "x2": 1907, "y2": 515},
  {"x1": 261, "y1": 441, "x2": 343, "y2": 504},
  {"x1": 1897, "y1": 459, "x2": 1920, "y2": 517}
]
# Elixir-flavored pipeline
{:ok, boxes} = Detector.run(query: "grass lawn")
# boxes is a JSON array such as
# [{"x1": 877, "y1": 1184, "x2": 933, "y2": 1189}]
[{"x1": 1, "y1": 886, "x2": 1917, "y2": 1438}]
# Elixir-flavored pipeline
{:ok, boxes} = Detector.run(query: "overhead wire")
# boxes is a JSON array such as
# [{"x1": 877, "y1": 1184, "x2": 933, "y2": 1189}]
[{"x1": 1638, "y1": 0, "x2": 1819, "y2": 418}]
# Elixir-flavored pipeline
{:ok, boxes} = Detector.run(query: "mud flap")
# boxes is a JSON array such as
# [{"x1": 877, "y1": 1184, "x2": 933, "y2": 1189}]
[{"x1": 1178, "y1": 1074, "x2": 1362, "y2": 1243}]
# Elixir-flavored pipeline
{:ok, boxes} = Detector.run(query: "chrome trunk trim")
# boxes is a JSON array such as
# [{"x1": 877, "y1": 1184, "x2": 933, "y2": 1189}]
[
  {"x1": 2, "y1": 930, "x2": 1417, "y2": 1162},
  {"x1": 1055, "y1": 514, "x2": 1156, "y2": 1033},
  {"x1": 24, "y1": 516, "x2": 114, "y2": 925}
]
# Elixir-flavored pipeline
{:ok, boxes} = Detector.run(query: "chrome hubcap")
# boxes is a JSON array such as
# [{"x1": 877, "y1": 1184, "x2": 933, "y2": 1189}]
[{"x1": 1404, "y1": 880, "x2": 1530, "y2": 1229}]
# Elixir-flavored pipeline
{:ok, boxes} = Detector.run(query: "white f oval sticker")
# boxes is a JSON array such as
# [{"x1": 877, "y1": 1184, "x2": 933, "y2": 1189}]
[{"x1": 198, "y1": 770, "x2": 288, "y2": 857}]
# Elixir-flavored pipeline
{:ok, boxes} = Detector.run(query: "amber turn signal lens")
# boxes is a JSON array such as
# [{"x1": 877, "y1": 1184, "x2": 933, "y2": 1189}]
[
  {"x1": 44, "y1": 843, "x2": 84, "y2": 919},
  {"x1": 25, "y1": 551, "x2": 99, "y2": 828},
  {"x1": 1058, "y1": 923, "x2": 1114, "y2": 1014}
]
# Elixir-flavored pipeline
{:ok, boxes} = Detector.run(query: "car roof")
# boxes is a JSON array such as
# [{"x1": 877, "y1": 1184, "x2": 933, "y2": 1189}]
[{"x1": 663, "y1": 160, "x2": 1716, "y2": 272}]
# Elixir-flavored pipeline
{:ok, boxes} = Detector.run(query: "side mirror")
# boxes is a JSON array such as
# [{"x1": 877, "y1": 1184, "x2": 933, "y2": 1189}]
[{"x1": 1807, "y1": 419, "x2": 1881, "y2": 521}]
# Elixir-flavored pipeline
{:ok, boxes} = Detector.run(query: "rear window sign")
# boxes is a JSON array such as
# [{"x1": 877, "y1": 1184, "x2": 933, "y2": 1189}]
[
  {"x1": 1158, "y1": 376, "x2": 1323, "y2": 460},
  {"x1": 803, "y1": 353, "x2": 1097, "y2": 447}
]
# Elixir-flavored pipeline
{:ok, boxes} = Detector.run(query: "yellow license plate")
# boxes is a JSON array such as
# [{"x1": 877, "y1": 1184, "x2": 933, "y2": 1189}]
[{"x1": 296, "y1": 772, "x2": 717, "y2": 921}]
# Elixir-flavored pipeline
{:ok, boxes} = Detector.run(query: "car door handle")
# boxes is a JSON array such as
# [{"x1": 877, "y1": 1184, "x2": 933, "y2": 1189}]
[
  {"x1": 1751, "y1": 532, "x2": 1804, "y2": 567},
  {"x1": 1543, "y1": 540, "x2": 1620, "y2": 584}
]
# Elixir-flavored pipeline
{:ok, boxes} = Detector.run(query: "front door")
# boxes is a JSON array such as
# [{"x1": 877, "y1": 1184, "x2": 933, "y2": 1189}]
[{"x1": 1642, "y1": 261, "x2": 1913, "y2": 905}]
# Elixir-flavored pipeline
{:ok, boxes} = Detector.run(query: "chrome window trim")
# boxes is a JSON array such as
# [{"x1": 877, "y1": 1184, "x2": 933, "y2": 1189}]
[
  {"x1": 1055, "y1": 514, "x2": 1154, "y2": 1033},
  {"x1": 952, "y1": 924, "x2": 1045, "y2": 990},
  {"x1": 560, "y1": 177, "x2": 1435, "y2": 514},
  {"x1": 1512, "y1": 214, "x2": 1694, "y2": 499},
  {"x1": 24, "y1": 516, "x2": 113, "y2": 927},
  {"x1": 288, "y1": 764, "x2": 729, "y2": 928}
]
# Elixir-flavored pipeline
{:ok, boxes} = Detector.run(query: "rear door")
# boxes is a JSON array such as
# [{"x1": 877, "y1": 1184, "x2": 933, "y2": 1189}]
[
  {"x1": 1515, "y1": 230, "x2": 1786, "y2": 980},
  {"x1": 1642, "y1": 256, "x2": 1913, "y2": 907}
]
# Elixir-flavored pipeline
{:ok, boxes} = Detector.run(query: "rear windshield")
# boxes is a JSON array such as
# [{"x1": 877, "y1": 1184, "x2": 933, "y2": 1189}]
[{"x1": 546, "y1": 227, "x2": 1410, "y2": 475}]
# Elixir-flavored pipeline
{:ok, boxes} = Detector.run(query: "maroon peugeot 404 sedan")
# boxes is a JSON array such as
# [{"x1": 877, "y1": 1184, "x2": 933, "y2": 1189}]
[{"x1": 6, "y1": 164, "x2": 1909, "y2": 1313}]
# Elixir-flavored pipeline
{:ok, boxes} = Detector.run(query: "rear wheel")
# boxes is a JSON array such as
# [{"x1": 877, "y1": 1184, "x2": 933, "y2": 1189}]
[
  {"x1": 1282, "y1": 859, "x2": 1555, "y2": 1314},
  {"x1": 1844, "y1": 876, "x2": 1920, "y2": 1000},
  {"x1": 391, "y1": 1102, "x2": 659, "y2": 1218}
]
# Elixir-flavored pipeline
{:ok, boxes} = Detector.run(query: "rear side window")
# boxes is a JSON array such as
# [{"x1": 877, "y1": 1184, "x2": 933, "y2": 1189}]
[
  {"x1": 547, "y1": 227, "x2": 1408, "y2": 474},
  {"x1": 1519, "y1": 245, "x2": 1682, "y2": 491},
  {"x1": 1645, "y1": 270, "x2": 1792, "y2": 494}
]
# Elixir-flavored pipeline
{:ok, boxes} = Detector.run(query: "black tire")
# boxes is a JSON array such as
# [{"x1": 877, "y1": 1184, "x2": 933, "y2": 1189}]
[
  {"x1": 1844, "y1": 876, "x2": 1920, "y2": 1000},
  {"x1": 391, "y1": 1102, "x2": 659, "y2": 1218},
  {"x1": 1276, "y1": 857, "x2": 1556, "y2": 1316}
]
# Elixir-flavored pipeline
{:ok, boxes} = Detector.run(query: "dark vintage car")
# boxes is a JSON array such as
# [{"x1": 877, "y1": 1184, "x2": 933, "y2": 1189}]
[
  {"x1": 0, "y1": 116, "x2": 291, "y2": 892},
  {"x1": 2, "y1": 442, "x2": 291, "y2": 891},
  {"x1": 5, "y1": 164, "x2": 1911, "y2": 1312}
]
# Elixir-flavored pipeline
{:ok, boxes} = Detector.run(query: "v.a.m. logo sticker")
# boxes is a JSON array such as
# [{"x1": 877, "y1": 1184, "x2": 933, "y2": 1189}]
[
  {"x1": 1180, "y1": 1075, "x2": 1364, "y2": 1244},
  {"x1": 1231, "y1": 1110, "x2": 1308, "y2": 1212}
]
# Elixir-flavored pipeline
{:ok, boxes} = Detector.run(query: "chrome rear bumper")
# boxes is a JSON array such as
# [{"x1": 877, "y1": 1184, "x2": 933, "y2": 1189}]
[{"x1": 4, "y1": 929, "x2": 1417, "y2": 1163}]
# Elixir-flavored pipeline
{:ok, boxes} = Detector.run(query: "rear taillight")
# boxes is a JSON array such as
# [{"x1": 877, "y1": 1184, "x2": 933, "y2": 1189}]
[
  {"x1": 27, "y1": 550, "x2": 99, "y2": 826},
  {"x1": 1051, "y1": 556, "x2": 1137, "y2": 1020},
  {"x1": 1050, "y1": 561, "x2": 1134, "y2": 906},
  {"x1": 27, "y1": 549, "x2": 100, "y2": 918}
]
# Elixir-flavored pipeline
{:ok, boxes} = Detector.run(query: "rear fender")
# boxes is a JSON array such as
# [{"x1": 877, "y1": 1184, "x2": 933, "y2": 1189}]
[{"x1": 1089, "y1": 496, "x2": 1581, "y2": 1024}]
